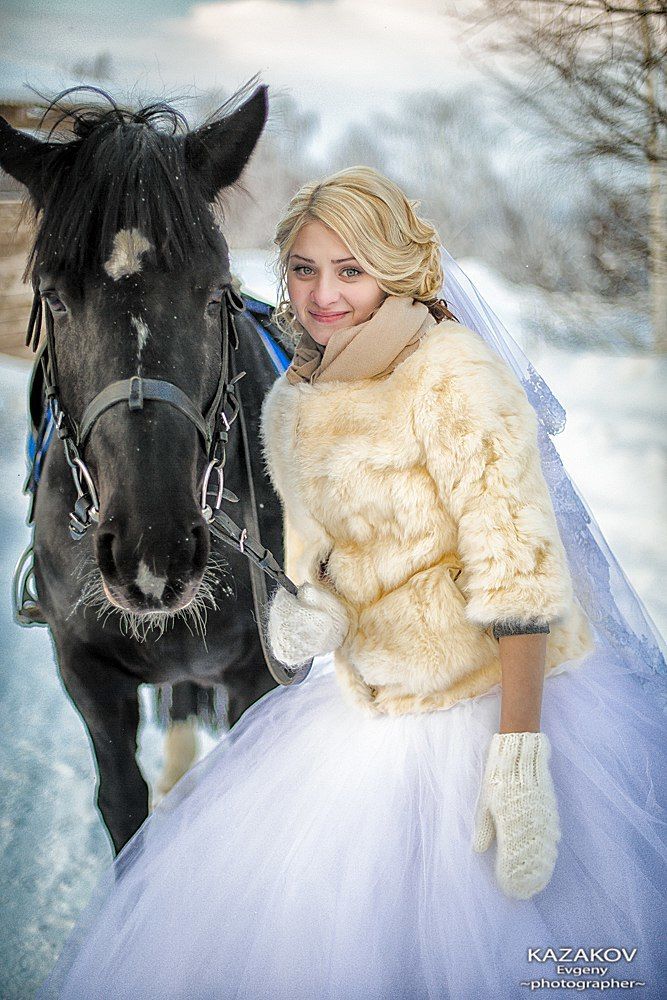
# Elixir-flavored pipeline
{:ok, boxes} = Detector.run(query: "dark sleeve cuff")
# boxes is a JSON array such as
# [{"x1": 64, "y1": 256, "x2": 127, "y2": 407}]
[{"x1": 492, "y1": 619, "x2": 551, "y2": 640}]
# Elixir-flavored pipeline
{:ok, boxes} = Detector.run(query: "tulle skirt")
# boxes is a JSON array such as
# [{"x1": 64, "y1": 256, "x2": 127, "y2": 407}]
[{"x1": 39, "y1": 644, "x2": 667, "y2": 1000}]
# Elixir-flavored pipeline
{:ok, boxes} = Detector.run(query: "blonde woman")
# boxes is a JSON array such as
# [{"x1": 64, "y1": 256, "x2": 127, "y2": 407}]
[{"x1": 41, "y1": 168, "x2": 665, "y2": 999}]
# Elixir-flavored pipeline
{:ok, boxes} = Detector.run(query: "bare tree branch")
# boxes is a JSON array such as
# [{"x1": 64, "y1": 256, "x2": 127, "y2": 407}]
[{"x1": 450, "y1": 0, "x2": 667, "y2": 349}]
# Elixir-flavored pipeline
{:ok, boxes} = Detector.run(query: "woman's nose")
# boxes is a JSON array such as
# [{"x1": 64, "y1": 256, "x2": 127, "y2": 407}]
[{"x1": 311, "y1": 276, "x2": 340, "y2": 307}]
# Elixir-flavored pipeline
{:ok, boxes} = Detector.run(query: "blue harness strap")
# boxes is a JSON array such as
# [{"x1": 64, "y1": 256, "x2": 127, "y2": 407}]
[
  {"x1": 26, "y1": 404, "x2": 55, "y2": 493},
  {"x1": 240, "y1": 292, "x2": 290, "y2": 374}
]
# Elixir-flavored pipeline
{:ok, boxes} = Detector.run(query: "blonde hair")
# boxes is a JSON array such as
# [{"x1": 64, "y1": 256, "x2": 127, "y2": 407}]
[{"x1": 272, "y1": 166, "x2": 444, "y2": 339}]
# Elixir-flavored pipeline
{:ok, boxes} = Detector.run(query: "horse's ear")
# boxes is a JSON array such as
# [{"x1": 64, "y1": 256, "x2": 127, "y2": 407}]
[
  {"x1": 0, "y1": 116, "x2": 61, "y2": 206},
  {"x1": 185, "y1": 84, "x2": 269, "y2": 199}
]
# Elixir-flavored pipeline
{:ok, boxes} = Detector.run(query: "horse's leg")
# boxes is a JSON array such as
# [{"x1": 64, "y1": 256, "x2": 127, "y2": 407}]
[
  {"x1": 225, "y1": 659, "x2": 275, "y2": 728},
  {"x1": 154, "y1": 682, "x2": 200, "y2": 804},
  {"x1": 58, "y1": 649, "x2": 148, "y2": 854}
]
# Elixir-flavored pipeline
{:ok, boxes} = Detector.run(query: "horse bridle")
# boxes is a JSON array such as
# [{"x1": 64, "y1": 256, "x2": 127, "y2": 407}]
[
  {"x1": 25, "y1": 286, "x2": 311, "y2": 686},
  {"x1": 26, "y1": 286, "x2": 246, "y2": 537}
]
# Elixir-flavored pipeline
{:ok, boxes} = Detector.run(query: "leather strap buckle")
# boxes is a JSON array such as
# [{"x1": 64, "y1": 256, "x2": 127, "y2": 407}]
[{"x1": 128, "y1": 375, "x2": 144, "y2": 411}]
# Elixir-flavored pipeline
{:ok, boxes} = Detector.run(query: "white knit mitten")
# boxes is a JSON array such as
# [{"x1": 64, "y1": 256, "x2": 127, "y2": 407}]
[
  {"x1": 267, "y1": 582, "x2": 350, "y2": 667},
  {"x1": 472, "y1": 731, "x2": 561, "y2": 900}
]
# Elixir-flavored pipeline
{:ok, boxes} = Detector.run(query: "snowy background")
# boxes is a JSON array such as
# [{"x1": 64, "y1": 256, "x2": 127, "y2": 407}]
[{"x1": 1, "y1": 0, "x2": 665, "y2": 995}]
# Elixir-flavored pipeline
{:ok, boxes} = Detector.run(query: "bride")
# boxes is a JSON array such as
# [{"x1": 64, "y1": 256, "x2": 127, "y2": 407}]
[{"x1": 40, "y1": 167, "x2": 666, "y2": 999}]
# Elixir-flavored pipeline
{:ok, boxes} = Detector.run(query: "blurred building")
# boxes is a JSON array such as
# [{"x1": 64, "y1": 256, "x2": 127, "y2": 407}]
[
  {"x1": 0, "y1": 88, "x2": 34, "y2": 363},
  {"x1": 0, "y1": 61, "x2": 90, "y2": 362}
]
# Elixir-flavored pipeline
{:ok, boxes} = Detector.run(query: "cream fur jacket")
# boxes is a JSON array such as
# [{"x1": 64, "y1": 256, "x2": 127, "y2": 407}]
[{"x1": 260, "y1": 320, "x2": 594, "y2": 716}]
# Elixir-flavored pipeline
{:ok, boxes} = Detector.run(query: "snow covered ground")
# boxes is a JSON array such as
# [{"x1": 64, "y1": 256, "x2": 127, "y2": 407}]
[{"x1": 0, "y1": 253, "x2": 664, "y2": 998}]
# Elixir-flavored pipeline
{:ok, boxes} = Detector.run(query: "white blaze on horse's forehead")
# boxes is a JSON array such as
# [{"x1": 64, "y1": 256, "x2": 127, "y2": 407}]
[
  {"x1": 135, "y1": 559, "x2": 167, "y2": 601},
  {"x1": 131, "y1": 315, "x2": 150, "y2": 352},
  {"x1": 104, "y1": 228, "x2": 152, "y2": 281}
]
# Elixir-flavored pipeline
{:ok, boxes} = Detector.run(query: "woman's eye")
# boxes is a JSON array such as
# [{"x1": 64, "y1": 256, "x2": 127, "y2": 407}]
[
  {"x1": 43, "y1": 291, "x2": 67, "y2": 314},
  {"x1": 342, "y1": 268, "x2": 362, "y2": 278},
  {"x1": 292, "y1": 266, "x2": 314, "y2": 276}
]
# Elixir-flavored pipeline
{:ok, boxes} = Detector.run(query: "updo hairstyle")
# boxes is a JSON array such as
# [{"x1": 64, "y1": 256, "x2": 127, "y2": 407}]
[{"x1": 272, "y1": 166, "x2": 444, "y2": 340}]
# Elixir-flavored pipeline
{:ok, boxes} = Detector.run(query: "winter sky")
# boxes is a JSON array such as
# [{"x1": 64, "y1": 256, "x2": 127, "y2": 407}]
[{"x1": 1, "y1": 0, "x2": 484, "y2": 141}]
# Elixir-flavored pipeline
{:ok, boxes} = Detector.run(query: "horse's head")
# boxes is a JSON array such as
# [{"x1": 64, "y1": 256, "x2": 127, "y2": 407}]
[{"x1": 0, "y1": 85, "x2": 268, "y2": 627}]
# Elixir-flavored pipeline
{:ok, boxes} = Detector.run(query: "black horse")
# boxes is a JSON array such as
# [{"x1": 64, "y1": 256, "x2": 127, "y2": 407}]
[{"x1": 0, "y1": 84, "x2": 295, "y2": 853}]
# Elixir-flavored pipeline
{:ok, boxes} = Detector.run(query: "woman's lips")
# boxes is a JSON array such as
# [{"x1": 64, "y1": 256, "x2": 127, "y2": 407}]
[{"x1": 308, "y1": 310, "x2": 349, "y2": 324}]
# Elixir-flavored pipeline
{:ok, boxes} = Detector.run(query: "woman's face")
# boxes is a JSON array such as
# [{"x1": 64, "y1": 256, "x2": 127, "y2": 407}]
[{"x1": 286, "y1": 220, "x2": 386, "y2": 346}]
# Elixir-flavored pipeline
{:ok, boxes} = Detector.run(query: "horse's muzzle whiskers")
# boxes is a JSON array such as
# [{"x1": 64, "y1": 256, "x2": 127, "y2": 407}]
[{"x1": 68, "y1": 551, "x2": 232, "y2": 643}]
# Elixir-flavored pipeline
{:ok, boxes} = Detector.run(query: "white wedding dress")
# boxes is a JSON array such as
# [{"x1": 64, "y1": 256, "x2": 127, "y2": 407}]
[{"x1": 38, "y1": 638, "x2": 666, "y2": 999}]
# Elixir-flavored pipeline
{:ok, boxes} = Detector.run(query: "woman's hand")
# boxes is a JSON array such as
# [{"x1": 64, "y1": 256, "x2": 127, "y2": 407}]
[
  {"x1": 267, "y1": 582, "x2": 350, "y2": 666},
  {"x1": 472, "y1": 731, "x2": 561, "y2": 899}
]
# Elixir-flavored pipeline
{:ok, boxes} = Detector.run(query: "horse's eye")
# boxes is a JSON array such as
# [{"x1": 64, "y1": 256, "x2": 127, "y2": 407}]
[
  {"x1": 206, "y1": 287, "x2": 224, "y2": 314},
  {"x1": 43, "y1": 291, "x2": 67, "y2": 314}
]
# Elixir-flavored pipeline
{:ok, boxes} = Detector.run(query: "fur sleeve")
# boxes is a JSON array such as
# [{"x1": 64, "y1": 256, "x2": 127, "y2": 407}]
[{"x1": 416, "y1": 329, "x2": 574, "y2": 631}]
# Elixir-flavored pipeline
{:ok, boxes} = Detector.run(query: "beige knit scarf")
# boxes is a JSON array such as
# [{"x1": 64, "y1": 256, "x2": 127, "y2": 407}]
[{"x1": 285, "y1": 296, "x2": 436, "y2": 386}]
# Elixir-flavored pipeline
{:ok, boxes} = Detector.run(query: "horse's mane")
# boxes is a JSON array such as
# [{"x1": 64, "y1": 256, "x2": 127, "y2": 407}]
[{"x1": 27, "y1": 84, "x2": 251, "y2": 283}]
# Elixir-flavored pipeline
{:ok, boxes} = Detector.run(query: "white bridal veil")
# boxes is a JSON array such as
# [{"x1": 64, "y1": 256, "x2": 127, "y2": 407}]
[{"x1": 439, "y1": 247, "x2": 666, "y2": 691}]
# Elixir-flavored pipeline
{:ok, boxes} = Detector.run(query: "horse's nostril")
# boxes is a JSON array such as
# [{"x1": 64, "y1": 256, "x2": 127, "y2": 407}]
[{"x1": 95, "y1": 515, "x2": 209, "y2": 603}]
